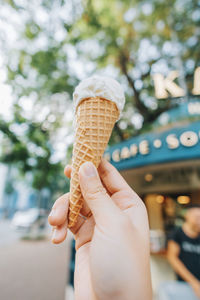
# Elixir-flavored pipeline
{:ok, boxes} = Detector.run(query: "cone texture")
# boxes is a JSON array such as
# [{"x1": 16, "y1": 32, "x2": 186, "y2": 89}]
[{"x1": 68, "y1": 97, "x2": 119, "y2": 227}]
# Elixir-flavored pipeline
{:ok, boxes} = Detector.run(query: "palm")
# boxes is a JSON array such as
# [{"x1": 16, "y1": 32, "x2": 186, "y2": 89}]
[
  {"x1": 74, "y1": 189, "x2": 148, "y2": 299},
  {"x1": 48, "y1": 160, "x2": 151, "y2": 300}
]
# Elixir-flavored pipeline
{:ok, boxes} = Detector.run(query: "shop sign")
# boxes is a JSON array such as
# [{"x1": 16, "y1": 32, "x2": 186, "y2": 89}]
[
  {"x1": 105, "y1": 130, "x2": 199, "y2": 163},
  {"x1": 104, "y1": 121, "x2": 200, "y2": 170},
  {"x1": 154, "y1": 100, "x2": 200, "y2": 127},
  {"x1": 153, "y1": 67, "x2": 200, "y2": 99},
  {"x1": 187, "y1": 102, "x2": 200, "y2": 115}
]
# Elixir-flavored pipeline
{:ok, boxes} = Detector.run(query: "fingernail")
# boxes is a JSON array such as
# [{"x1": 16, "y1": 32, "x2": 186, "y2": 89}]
[
  {"x1": 49, "y1": 209, "x2": 56, "y2": 217},
  {"x1": 81, "y1": 162, "x2": 97, "y2": 177},
  {"x1": 52, "y1": 228, "x2": 57, "y2": 241}
]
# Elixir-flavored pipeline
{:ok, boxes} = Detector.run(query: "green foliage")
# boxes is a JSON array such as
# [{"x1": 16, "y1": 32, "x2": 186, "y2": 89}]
[
  {"x1": 0, "y1": 0, "x2": 199, "y2": 202},
  {"x1": 0, "y1": 111, "x2": 68, "y2": 202}
]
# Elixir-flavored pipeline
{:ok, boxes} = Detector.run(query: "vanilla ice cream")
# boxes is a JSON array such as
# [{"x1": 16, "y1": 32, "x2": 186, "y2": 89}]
[{"x1": 73, "y1": 75, "x2": 125, "y2": 117}]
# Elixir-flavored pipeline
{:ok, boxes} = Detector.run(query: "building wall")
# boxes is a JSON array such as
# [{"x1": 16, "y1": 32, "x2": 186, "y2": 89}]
[
  {"x1": 145, "y1": 194, "x2": 164, "y2": 230},
  {"x1": 191, "y1": 190, "x2": 200, "y2": 204}
]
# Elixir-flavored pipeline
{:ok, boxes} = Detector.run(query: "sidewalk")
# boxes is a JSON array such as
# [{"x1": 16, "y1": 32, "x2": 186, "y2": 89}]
[
  {"x1": 0, "y1": 236, "x2": 71, "y2": 300},
  {"x1": 0, "y1": 219, "x2": 21, "y2": 246}
]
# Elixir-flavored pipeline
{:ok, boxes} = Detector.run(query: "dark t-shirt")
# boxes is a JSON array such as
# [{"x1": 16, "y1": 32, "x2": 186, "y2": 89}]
[{"x1": 169, "y1": 227, "x2": 200, "y2": 281}]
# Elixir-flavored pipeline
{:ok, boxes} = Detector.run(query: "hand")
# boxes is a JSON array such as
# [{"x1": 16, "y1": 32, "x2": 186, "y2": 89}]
[
  {"x1": 48, "y1": 159, "x2": 152, "y2": 300},
  {"x1": 190, "y1": 279, "x2": 200, "y2": 298}
]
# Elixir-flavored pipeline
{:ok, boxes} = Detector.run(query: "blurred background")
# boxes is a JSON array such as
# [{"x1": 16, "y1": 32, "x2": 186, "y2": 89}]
[{"x1": 0, "y1": 0, "x2": 199, "y2": 299}]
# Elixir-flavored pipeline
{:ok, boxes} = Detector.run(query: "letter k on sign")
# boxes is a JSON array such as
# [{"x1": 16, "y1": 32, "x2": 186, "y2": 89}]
[{"x1": 153, "y1": 71, "x2": 185, "y2": 99}]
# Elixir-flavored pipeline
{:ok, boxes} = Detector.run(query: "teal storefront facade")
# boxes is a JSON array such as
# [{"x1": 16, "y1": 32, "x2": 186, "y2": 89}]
[
  {"x1": 105, "y1": 120, "x2": 200, "y2": 171},
  {"x1": 104, "y1": 100, "x2": 200, "y2": 246}
]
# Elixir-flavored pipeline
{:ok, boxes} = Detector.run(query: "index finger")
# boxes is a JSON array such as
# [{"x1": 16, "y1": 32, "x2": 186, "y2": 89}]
[{"x1": 98, "y1": 159, "x2": 132, "y2": 195}]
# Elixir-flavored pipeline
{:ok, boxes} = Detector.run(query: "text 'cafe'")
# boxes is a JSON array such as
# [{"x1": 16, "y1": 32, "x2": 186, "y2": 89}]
[{"x1": 104, "y1": 69, "x2": 200, "y2": 254}]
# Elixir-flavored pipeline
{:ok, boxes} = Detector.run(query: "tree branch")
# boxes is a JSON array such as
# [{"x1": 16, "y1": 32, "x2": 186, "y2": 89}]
[
  {"x1": 118, "y1": 53, "x2": 149, "y2": 116},
  {"x1": 146, "y1": 99, "x2": 173, "y2": 123}
]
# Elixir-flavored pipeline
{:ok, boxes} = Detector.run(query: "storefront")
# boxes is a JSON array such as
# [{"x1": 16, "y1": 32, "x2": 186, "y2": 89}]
[{"x1": 104, "y1": 101, "x2": 200, "y2": 254}]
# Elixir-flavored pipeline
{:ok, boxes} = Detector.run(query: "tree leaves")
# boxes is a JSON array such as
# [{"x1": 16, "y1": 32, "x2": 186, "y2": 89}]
[{"x1": 1, "y1": 0, "x2": 199, "y2": 202}]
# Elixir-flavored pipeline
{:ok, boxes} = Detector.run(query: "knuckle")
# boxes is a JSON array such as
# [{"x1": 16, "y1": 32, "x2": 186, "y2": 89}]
[
  {"x1": 84, "y1": 185, "x2": 107, "y2": 201},
  {"x1": 59, "y1": 193, "x2": 69, "y2": 202},
  {"x1": 48, "y1": 210, "x2": 67, "y2": 226},
  {"x1": 53, "y1": 193, "x2": 69, "y2": 209},
  {"x1": 135, "y1": 199, "x2": 147, "y2": 213}
]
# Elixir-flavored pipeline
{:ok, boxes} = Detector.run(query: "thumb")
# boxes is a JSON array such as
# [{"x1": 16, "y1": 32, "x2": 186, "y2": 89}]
[{"x1": 79, "y1": 162, "x2": 121, "y2": 226}]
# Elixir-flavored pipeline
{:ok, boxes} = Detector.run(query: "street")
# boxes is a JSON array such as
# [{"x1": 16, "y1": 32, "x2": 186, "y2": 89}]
[
  {"x1": 0, "y1": 220, "x2": 73, "y2": 300},
  {"x1": 0, "y1": 220, "x2": 21, "y2": 246},
  {"x1": 0, "y1": 220, "x2": 174, "y2": 300}
]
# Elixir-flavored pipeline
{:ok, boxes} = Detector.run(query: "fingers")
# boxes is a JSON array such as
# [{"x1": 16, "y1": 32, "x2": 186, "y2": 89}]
[
  {"x1": 51, "y1": 215, "x2": 86, "y2": 244},
  {"x1": 79, "y1": 162, "x2": 122, "y2": 227},
  {"x1": 51, "y1": 220, "x2": 68, "y2": 244},
  {"x1": 98, "y1": 159, "x2": 132, "y2": 195},
  {"x1": 48, "y1": 193, "x2": 69, "y2": 227},
  {"x1": 48, "y1": 194, "x2": 69, "y2": 244},
  {"x1": 63, "y1": 160, "x2": 138, "y2": 222},
  {"x1": 64, "y1": 164, "x2": 91, "y2": 218},
  {"x1": 48, "y1": 191, "x2": 87, "y2": 242},
  {"x1": 64, "y1": 160, "x2": 130, "y2": 195},
  {"x1": 64, "y1": 165, "x2": 72, "y2": 178}
]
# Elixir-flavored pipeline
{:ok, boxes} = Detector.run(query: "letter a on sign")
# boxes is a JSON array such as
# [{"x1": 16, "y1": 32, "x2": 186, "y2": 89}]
[{"x1": 153, "y1": 71, "x2": 185, "y2": 99}]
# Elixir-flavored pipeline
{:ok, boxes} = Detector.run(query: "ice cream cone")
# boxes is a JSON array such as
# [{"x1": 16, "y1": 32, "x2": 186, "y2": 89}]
[
  {"x1": 68, "y1": 97, "x2": 119, "y2": 227},
  {"x1": 67, "y1": 75, "x2": 125, "y2": 227}
]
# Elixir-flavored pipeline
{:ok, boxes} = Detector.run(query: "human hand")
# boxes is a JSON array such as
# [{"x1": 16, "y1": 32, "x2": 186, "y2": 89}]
[
  {"x1": 48, "y1": 159, "x2": 152, "y2": 300},
  {"x1": 190, "y1": 279, "x2": 200, "y2": 298}
]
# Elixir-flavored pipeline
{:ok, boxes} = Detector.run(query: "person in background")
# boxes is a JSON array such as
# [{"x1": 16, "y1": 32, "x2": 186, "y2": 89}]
[{"x1": 159, "y1": 204, "x2": 200, "y2": 300}]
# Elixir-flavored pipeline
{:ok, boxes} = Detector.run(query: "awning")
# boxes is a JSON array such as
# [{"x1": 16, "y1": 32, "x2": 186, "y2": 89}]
[{"x1": 105, "y1": 120, "x2": 200, "y2": 171}]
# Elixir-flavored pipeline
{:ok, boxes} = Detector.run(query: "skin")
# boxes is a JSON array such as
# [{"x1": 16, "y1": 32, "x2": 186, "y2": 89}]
[
  {"x1": 167, "y1": 208, "x2": 200, "y2": 299},
  {"x1": 48, "y1": 159, "x2": 152, "y2": 300}
]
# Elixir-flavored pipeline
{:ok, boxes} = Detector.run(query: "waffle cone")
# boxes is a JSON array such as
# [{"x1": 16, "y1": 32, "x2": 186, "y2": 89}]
[{"x1": 68, "y1": 97, "x2": 119, "y2": 227}]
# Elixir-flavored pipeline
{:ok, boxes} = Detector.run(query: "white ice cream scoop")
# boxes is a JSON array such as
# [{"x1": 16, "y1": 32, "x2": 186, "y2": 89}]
[{"x1": 73, "y1": 75, "x2": 125, "y2": 117}]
